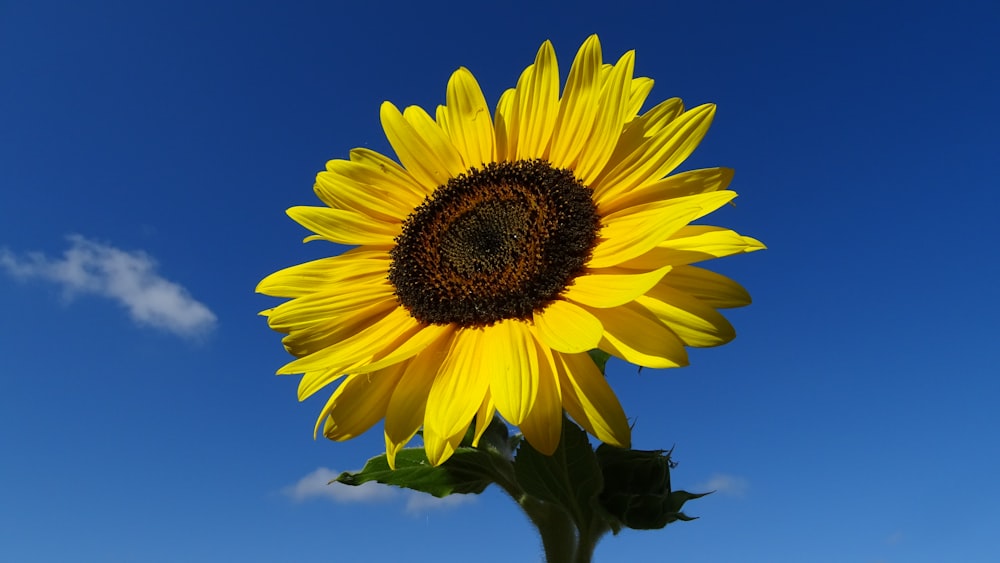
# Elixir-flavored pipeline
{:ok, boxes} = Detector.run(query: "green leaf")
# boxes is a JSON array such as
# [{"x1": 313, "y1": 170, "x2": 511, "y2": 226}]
[
  {"x1": 587, "y1": 349, "x2": 612, "y2": 375},
  {"x1": 514, "y1": 417, "x2": 605, "y2": 530},
  {"x1": 336, "y1": 446, "x2": 506, "y2": 498}
]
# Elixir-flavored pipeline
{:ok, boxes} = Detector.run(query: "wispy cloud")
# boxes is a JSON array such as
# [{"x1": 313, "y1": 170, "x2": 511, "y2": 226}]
[
  {"x1": 697, "y1": 473, "x2": 749, "y2": 497},
  {"x1": 0, "y1": 235, "x2": 216, "y2": 338},
  {"x1": 404, "y1": 490, "x2": 477, "y2": 514},
  {"x1": 284, "y1": 467, "x2": 477, "y2": 515}
]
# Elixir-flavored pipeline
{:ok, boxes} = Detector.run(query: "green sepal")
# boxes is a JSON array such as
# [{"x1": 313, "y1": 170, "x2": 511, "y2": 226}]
[
  {"x1": 667, "y1": 489, "x2": 711, "y2": 514},
  {"x1": 587, "y1": 349, "x2": 612, "y2": 375},
  {"x1": 336, "y1": 446, "x2": 503, "y2": 498},
  {"x1": 475, "y1": 415, "x2": 519, "y2": 461}
]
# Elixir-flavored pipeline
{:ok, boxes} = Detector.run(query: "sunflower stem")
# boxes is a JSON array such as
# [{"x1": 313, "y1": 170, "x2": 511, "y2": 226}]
[
  {"x1": 520, "y1": 496, "x2": 584, "y2": 563},
  {"x1": 518, "y1": 497, "x2": 608, "y2": 563}
]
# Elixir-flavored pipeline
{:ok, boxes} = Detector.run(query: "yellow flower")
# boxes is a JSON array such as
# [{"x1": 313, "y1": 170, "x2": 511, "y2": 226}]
[{"x1": 258, "y1": 35, "x2": 763, "y2": 467}]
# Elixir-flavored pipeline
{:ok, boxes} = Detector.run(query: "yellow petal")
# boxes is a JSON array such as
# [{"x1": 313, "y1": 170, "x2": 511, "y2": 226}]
[
  {"x1": 283, "y1": 299, "x2": 397, "y2": 360},
  {"x1": 486, "y1": 320, "x2": 539, "y2": 425},
  {"x1": 384, "y1": 334, "x2": 453, "y2": 468},
  {"x1": 297, "y1": 316, "x2": 443, "y2": 406},
  {"x1": 661, "y1": 225, "x2": 766, "y2": 256},
  {"x1": 511, "y1": 40, "x2": 559, "y2": 159},
  {"x1": 592, "y1": 103, "x2": 715, "y2": 202},
  {"x1": 434, "y1": 104, "x2": 448, "y2": 134},
  {"x1": 563, "y1": 265, "x2": 671, "y2": 308},
  {"x1": 317, "y1": 362, "x2": 408, "y2": 440},
  {"x1": 443, "y1": 67, "x2": 495, "y2": 168},
  {"x1": 574, "y1": 49, "x2": 634, "y2": 183},
  {"x1": 379, "y1": 101, "x2": 461, "y2": 191},
  {"x1": 548, "y1": 34, "x2": 602, "y2": 169},
  {"x1": 256, "y1": 249, "x2": 390, "y2": 298},
  {"x1": 423, "y1": 430, "x2": 466, "y2": 468},
  {"x1": 403, "y1": 105, "x2": 467, "y2": 175},
  {"x1": 636, "y1": 284, "x2": 736, "y2": 347},
  {"x1": 315, "y1": 166, "x2": 421, "y2": 220},
  {"x1": 518, "y1": 342, "x2": 563, "y2": 455},
  {"x1": 598, "y1": 97, "x2": 684, "y2": 176},
  {"x1": 424, "y1": 328, "x2": 491, "y2": 464},
  {"x1": 628, "y1": 97, "x2": 685, "y2": 137},
  {"x1": 471, "y1": 390, "x2": 495, "y2": 448},
  {"x1": 266, "y1": 280, "x2": 393, "y2": 333},
  {"x1": 556, "y1": 351, "x2": 630, "y2": 448},
  {"x1": 532, "y1": 299, "x2": 603, "y2": 353},
  {"x1": 297, "y1": 368, "x2": 344, "y2": 406},
  {"x1": 290, "y1": 315, "x2": 442, "y2": 407},
  {"x1": 286, "y1": 206, "x2": 400, "y2": 246},
  {"x1": 661, "y1": 265, "x2": 752, "y2": 308},
  {"x1": 627, "y1": 77, "x2": 654, "y2": 118},
  {"x1": 493, "y1": 88, "x2": 515, "y2": 161},
  {"x1": 590, "y1": 191, "x2": 737, "y2": 268},
  {"x1": 598, "y1": 167, "x2": 735, "y2": 216},
  {"x1": 278, "y1": 306, "x2": 420, "y2": 377},
  {"x1": 619, "y1": 226, "x2": 766, "y2": 269},
  {"x1": 290, "y1": 308, "x2": 397, "y2": 400},
  {"x1": 344, "y1": 148, "x2": 431, "y2": 199},
  {"x1": 587, "y1": 302, "x2": 688, "y2": 369},
  {"x1": 351, "y1": 321, "x2": 454, "y2": 376}
]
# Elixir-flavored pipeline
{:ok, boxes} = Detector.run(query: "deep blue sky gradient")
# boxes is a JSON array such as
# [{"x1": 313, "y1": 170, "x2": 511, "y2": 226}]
[{"x1": 2, "y1": 1, "x2": 998, "y2": 561}]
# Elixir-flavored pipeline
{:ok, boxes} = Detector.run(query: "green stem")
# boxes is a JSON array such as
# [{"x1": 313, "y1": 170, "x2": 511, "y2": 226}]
[
  {"x1": 487, "y1": 470, "x2": 582, "y2": 562},
  {"x1": 574, "y1": 519, "x2": 609, "y2": 563},
  {"x1": 520, "y1": 496, "x2": 580, "y2": 563},
  {"x1": 516, "y1": 496, "x2": 610, "y2": 563}
]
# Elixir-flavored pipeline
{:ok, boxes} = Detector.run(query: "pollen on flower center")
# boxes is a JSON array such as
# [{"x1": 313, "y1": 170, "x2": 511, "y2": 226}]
[{"x1": 389, "y1": 159, "x2": 600, "y2": 327}]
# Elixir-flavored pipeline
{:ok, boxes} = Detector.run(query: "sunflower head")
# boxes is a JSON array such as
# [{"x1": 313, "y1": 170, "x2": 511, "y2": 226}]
[
  {"x1": 389, "y1": 159, "x2": 600, "y2": 327},
  {"x1": 257, "y1": 34, "x2": 764, "y2": 467}
]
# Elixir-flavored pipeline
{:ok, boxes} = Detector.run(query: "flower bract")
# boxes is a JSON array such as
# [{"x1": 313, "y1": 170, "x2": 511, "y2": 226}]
[{"x1": 258, "y1": 35, "x2": 764, "y2": 467}]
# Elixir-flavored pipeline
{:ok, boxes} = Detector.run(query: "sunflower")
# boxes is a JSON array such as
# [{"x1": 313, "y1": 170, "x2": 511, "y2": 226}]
[{"x1": 258, "y1": 35, "x2": 763, "y2": 468}]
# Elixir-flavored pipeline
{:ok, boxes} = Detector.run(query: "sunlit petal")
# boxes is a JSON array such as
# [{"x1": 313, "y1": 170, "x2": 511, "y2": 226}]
[
  {"x1": 587, "y1": 302, "x2": 689, "y2": 369},
  {"x1": 487, "y1": 320, "x2": 539, "y2": 426},
  {"x1": 518, "y1": 341, "x2": 563, "y2": 455},
  {"x1": 443, "y1": 67, "x2": 496, "y2": 167},
  {"x1": 384, "y1": 335, "x2": 453, "y2": 469},
  {"x1": 424, "y1": 328, "x2": 491, "y2": 464},
  {"x1": 510, "y1": 40, "x2": 559, "y2": 160},
  {"x1": 317, "y1": 362, "x2": 407, "y2": 440},
  {"x1": 556, "y1": 351, "x2": 630, "y2": 448},
  {"x1": 533, "y1": 299, "x2": 604, "y2": 353}
]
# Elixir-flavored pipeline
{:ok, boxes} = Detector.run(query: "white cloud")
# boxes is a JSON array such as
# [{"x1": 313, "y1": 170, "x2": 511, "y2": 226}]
[
  {"x1": 404, "y1": 490, "x2": 477, "y2": 514},
  {"x1": 0, "y1": 235, "x2": 216, "y2": 337},
  {"x1": 284, "y1": 467, "x2": 478, "y2": 515},
  {"x1": 697, "y1": 473, "x2": 749, "y2": 497}
]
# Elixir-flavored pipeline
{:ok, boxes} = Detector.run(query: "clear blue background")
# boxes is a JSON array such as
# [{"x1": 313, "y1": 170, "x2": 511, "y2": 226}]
[{"x1": 2, "y1": 1, "x2": 998, "y2": 561}]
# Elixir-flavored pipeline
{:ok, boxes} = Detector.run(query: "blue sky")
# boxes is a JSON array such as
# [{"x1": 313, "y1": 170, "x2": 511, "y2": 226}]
[{"x1": 2, "y1": 1, "x2": 998, "y2": 561}]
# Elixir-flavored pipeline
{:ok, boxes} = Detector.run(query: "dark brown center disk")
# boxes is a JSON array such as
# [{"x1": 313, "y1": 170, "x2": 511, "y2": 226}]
[{"x1": 389, "y1": 159, "x2": 600, "y2": 327}]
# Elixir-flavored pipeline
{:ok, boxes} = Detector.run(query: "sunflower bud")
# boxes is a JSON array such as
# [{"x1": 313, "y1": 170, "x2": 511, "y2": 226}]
[{"x1": 596, "y1": 445, "x2": 705, "y2": 530}]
